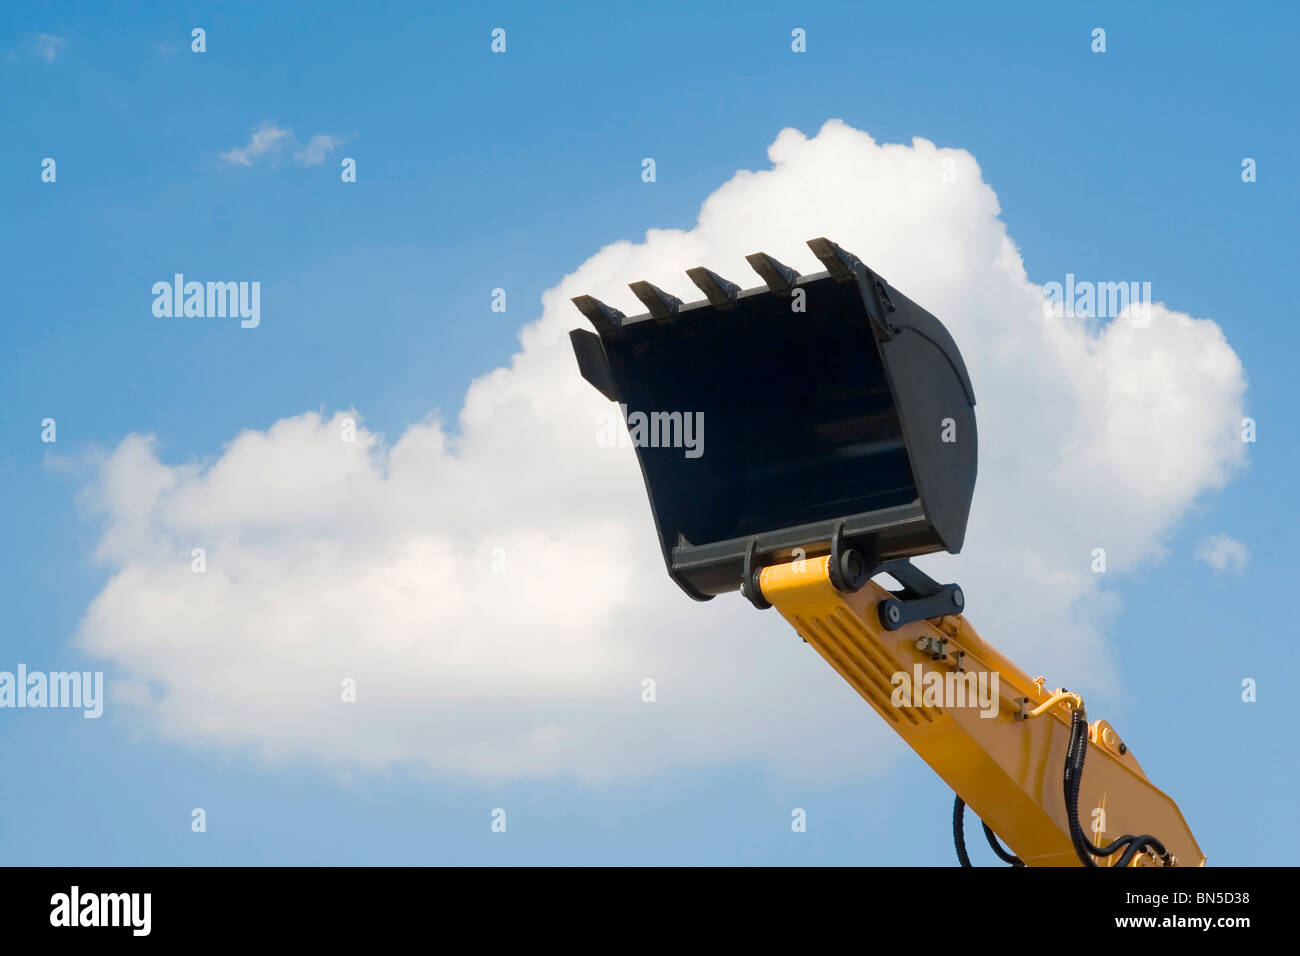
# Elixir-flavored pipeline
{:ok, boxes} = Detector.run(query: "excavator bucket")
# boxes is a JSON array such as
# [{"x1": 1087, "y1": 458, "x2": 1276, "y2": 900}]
[{"x1": 569, "y1": 238, "x2": 977, "y2": 601}]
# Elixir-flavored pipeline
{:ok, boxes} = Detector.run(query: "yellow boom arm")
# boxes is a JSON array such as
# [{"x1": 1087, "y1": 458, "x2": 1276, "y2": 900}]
[{"x1": 759, "y1": 555, "x2": 1205, "y2": 867}]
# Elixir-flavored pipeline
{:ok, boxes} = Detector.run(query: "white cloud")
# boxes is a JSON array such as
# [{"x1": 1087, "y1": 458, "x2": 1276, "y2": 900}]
[
  {"x1": 35, "y1": 34, "x2": 65, "y2": 62},
  {"x1": 1195, "y1": 533, "x2": 1249, "y2": 573},
  {"x1": 294, "y1": 133, "x2": 342, "y2": 166},
  {"x1": 220, "y1": 121, "x2": 341, "y2": 168},
  {"x1": 220, "y1": 121, "x2": 293, "y2": 166},
  {"x1": 76, "y1": 120, "x2": 1248, "y2": 784}
]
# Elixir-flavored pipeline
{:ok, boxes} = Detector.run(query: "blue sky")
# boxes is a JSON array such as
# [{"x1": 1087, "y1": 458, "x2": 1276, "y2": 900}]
[{"x1": 1, "y1": 1, "x2": 1297, "y2": 865}]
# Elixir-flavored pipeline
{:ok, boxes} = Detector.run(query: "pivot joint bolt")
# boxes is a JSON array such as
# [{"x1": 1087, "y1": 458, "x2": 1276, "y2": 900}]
[{"x1": 915, "y1": 635, "x2": 948, "y2": 659}]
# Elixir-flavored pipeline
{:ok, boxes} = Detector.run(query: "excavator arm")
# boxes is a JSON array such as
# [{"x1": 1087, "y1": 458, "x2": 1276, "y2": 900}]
[
  {"x1": 569, "y1": 238, "x2": 1203, "y2": 866},
  {"x1": 760, "y1": 555, "x2": 1203, "y2": 867}
]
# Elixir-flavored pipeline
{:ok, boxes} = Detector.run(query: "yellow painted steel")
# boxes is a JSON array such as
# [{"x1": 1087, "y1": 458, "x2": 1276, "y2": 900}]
[{"x1": 759, "y1": 556, "x2": 1205, "y2": 867}]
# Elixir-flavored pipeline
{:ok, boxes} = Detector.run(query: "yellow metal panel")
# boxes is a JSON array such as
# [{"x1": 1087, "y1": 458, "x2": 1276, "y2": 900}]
[{"x1": 759, "y1": 556, "x2": 1205, "y2": 867}]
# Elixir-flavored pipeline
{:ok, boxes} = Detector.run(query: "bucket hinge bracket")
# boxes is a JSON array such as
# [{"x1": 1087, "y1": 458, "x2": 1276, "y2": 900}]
[
  {"x1": 872, "y1": 558, "x2": 965, "y2": 630},
  {"x1": 741, "y1": 538, "x2": 772, "y2": 611}
]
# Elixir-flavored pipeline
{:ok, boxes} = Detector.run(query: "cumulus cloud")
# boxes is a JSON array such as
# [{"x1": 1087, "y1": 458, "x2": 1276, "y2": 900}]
[
  {"x1": 220, "y1": 121, "x2": 341, "y2": 167},
  {"x1": 1195, "y1": 533, "x2": 1249, "y2": 573},
  {"x1": 76, "y1": 120, "x2": 1248, "y2": 784}
]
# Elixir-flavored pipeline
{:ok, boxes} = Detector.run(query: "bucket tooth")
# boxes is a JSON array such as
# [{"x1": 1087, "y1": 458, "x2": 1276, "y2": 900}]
[
  {"x1": 685, "y1": 267, "x2": 740, "y2": 310},
  {"x1": 807, "y1": 237, "x2": 866, "y2": 281},
  {"x1": 745, "y1": 252, "x2": 799, "y2": 294},
  {"x1": 628, "y1": 281, "x2": 682, "y2": 322},
  {"x1": 569, "y1": 329, "x2": 619, "y2": 402},
  {"x1": 571, "y1": 295, "x2": 626, "y2": 335}
]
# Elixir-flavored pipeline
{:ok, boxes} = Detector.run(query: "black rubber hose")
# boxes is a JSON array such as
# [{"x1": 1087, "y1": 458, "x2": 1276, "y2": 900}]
[
  {"x1": 1063, "y1": 708, "x2": 1171, "y2": 867},
  {"x1": 953, "y1": 796, "x2": 973, "y2": 867},
  {"x1": 1064, "y1": 708, "x2": 1100, "y2": 866},
  {"x1": 982, "y1": 822, "x2": 1025, "y2": 866},
  {"x1": 955, "y1": 796, "x2": 1023, "y2": 866}
]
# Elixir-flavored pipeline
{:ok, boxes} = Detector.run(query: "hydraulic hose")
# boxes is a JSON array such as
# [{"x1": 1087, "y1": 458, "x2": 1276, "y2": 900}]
[
  {"x1": 953, "y1": 796, "x2": 1023, "y2": 866},
  {"x1": 982, "y1": 821, "x2": 1025, "y2": 866},
  {"x1": 1064, "y1": 708, "x2": 1172, "y2": 867},
  {"x1": 953, "y1": 796, "x2": 973, "y2": 867}
]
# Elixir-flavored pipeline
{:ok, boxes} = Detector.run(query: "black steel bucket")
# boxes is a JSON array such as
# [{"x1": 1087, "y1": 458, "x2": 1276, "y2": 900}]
[{"x1": 570, "y1": 238, "x2": 977, "y2": 600}]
